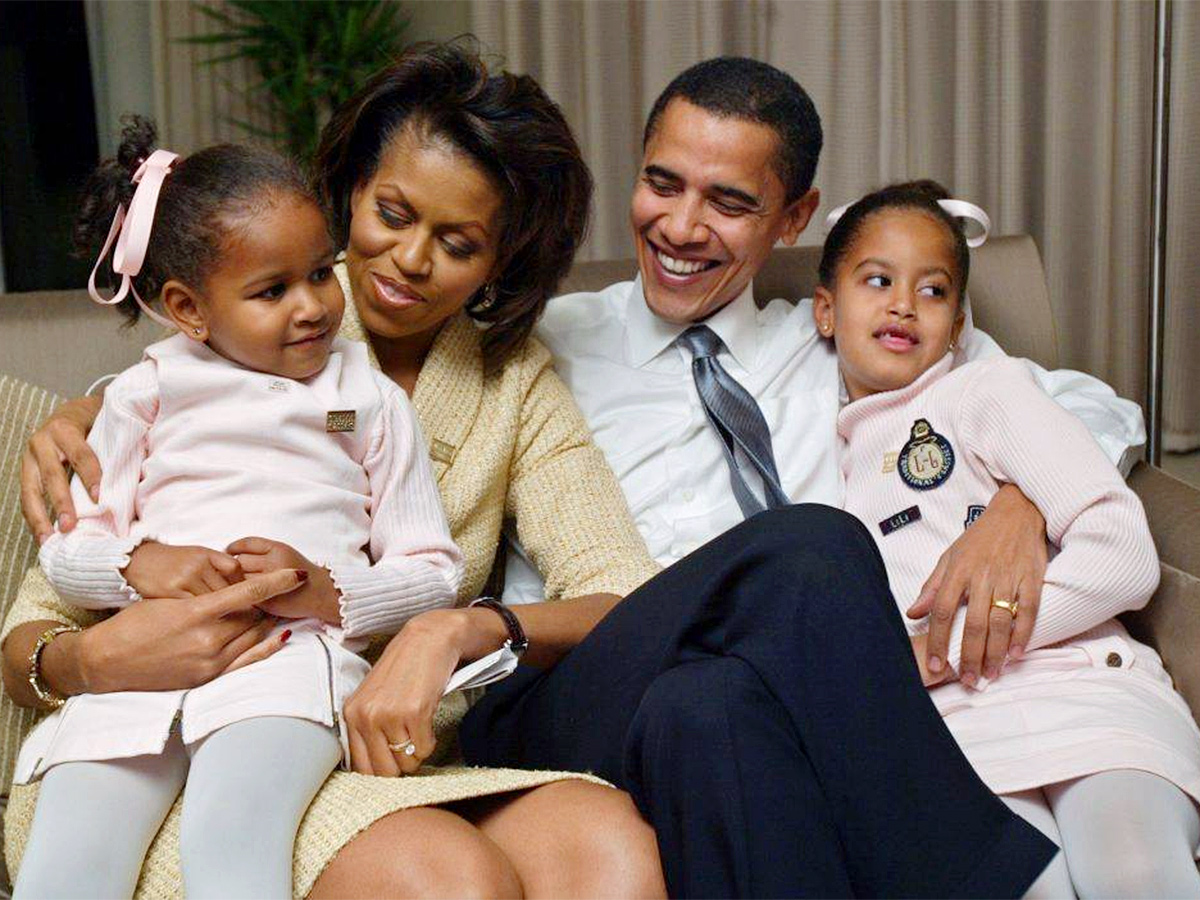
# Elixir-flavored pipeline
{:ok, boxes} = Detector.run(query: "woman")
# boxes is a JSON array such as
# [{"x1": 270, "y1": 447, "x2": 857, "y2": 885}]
[{"x1": 4, "y1": 41, "x2": 665, "y2": 898}]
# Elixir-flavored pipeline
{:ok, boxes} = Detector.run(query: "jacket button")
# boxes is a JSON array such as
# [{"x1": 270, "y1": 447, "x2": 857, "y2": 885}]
[{"x1": 1106, "y1": 652, "x2": 1123, "y2": 667}]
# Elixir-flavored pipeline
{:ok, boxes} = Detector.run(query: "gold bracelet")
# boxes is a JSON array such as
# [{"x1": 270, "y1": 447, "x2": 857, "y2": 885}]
[{"x1": 27, "y1": 624, "x2": 81, "y2": 710}]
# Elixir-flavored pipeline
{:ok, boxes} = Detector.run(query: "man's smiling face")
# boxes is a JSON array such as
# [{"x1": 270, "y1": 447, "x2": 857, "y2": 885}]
[{"x1": 630, "y1": 98, "x2": 819, "y2": 324}]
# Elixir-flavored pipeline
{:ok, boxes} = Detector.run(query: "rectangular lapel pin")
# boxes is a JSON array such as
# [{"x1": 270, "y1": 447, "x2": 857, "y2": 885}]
[
  {"x1": 879, "y1": 505, "x2": 921, "y2": 536},
  {"x1": 430, "y1": 438, "x2": 456, "y2": 465},
  {"x1": 881, "y1": 451, "x2": 898, "y2": 473},
  {"x1": 326, "y1": 410, "x2": 356, "y2": 433}
]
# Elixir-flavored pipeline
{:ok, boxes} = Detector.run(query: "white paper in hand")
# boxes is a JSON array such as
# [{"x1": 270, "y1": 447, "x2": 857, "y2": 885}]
[{"x1": 443, "y1": 643, "x2": 520, "y2": 695}]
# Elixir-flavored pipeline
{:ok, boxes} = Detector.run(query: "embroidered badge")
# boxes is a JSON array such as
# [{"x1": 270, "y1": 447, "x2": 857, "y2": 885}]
[
  {"x1": 897, "y1": 418, "x2": 955, "y2": 491},
  {"x1": 881, "y1": 451, "x2": 898, "y2": 474},
  {"x1": 326, "y1": 410, "x2": 356, "y2": 433},
  {"x1": 430, "y1": 438, "x2": 457, "y2": 465},
  {"x1": 268, "y1": 379, "x2": 290, "y2": 393},
  {"x1": 964, "y1": 504, "x2": 986, "y2": 529},
  {"x1": 879, "y1": 505, "x2": 921, "y2": 536}
]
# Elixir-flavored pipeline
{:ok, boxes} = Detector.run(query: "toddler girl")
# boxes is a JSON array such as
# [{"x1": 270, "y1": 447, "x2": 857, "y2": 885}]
[
  {"x1": 815, "y1": 180, "x2": 1200, "y2": 898},
  {"x1": 13, "y1": 116, "x2": 463, "y2": 899}
]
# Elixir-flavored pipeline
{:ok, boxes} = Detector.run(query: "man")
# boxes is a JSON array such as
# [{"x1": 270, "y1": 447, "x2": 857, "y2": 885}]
[{"x1": 461, "y1": 58, "x2": 1142, "y2": 897}]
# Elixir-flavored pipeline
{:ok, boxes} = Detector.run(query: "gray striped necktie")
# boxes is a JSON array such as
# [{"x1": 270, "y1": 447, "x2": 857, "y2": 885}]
[{"x1": 678, "y1": 325, "x2": 790, "y2": 518}]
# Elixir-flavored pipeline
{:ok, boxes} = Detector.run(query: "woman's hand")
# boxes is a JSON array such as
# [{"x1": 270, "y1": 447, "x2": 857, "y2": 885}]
[
  {"x1": 20, "y1": 394, "x2": 103, "y2": 543},
  {"x1": 907, "y1": 484, "x2": 1046, "y2": 687},
  {"x1": 123, "y1": 541, "x2": 244, "y2": 599},
  {"x1": 343, "y1": 607, "x2": 507, "y2": 776},
  {"x1": 1, "y1": 568, "x2": 308, "y2": 707},
  {"x1": 226, "y1": 537, "x2": 341, "y2": 623}
]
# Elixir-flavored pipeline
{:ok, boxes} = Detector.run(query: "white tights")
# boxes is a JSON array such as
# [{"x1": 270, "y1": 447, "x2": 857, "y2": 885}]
[
  {"x1": 1005, "y1": 769, "x2": 1200, "y2": 899},
  {"x1": 14, "y1": 716, "x2": 341, "y2": 900}
]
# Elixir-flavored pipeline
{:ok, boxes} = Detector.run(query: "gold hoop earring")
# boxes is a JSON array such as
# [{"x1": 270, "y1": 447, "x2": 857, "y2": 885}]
[{"x1": 476, "y1": 283, "x2": 498, "y2": 311}]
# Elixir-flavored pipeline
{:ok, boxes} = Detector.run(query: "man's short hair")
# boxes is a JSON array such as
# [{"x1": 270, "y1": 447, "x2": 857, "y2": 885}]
[{"x1": 643, "y1": 57, "x2": 823, "y2": 204}]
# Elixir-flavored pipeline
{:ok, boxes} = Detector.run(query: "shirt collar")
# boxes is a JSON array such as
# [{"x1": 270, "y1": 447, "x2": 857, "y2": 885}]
[{"x1": 624, "y1": 275, "x2": 760, "y2": 369}]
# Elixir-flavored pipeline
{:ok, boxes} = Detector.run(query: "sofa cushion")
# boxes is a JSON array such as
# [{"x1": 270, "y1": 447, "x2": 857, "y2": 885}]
[
  {"x1": 1122, "y1": 562, "x2": 1200, "y2": 718},
  {"x1": 0, "y1": 376, "x2": 63, "y2": 799}
]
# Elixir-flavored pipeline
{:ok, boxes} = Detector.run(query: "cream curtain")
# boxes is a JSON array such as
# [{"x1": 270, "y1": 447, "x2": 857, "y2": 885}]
[
  {"x1": 85, "y1": 0, "x2": 275, "y2": 157},
  {"x1": 471, "y1": 0, "x2": 1197, "y2": 448},
  {"x1": 91, "y1": 0, "x2": 1196, "y2": 445}
]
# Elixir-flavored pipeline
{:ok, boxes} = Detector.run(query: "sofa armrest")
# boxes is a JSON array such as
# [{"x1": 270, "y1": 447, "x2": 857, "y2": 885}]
[
  {"x1": 1119, "y1": 462, "x2": 1200, "y2": 718},
  {"x1": 1126, "y1": 462, "x2": 1200, "y2": 577}
]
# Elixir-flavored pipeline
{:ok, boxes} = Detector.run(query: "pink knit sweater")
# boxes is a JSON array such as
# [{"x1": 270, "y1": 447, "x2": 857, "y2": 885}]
[{"x1": 838, "y1": 354, "x2": 1160, "y2": 677}]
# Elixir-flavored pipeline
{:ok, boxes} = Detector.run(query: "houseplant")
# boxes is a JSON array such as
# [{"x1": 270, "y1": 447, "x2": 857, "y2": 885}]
[{"x1": 184, "y1": 0, "x2": 409, "y2": 165}]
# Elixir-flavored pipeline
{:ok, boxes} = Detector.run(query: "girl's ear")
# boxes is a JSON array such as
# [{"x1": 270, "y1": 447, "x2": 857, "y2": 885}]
[
  {"x1": 950, "y1": 306, "x2": 966, "y2": 350},
  {"x1": 813, "y1": 285, "x2": 835, "y2": 337},
  {"x1": 161, "y1": 281, "x2": 209, "y2": 341}
]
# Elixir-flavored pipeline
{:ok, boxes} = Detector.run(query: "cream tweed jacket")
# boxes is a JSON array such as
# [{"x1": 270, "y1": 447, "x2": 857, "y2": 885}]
[{"x1": 2, "y1": 275, "x2": 660, "y2": 897}]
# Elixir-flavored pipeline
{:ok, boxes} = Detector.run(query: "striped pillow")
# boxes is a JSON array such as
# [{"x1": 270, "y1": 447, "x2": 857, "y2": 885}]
[{"x1": 0, "y1": 376, "x2": 62, "y2": 799}]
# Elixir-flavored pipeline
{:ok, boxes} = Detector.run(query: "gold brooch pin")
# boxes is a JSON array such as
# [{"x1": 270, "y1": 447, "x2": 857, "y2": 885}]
[
  {"x1": 430, "y1": 438, "x2": 457, "y2": 465},
  {"x1": 326, "y1": 410, "x2": 356, "y2": 433}
]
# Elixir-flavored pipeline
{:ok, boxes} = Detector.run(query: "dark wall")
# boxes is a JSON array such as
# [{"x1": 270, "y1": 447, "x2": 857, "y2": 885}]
[{"x1": 0, "y1": 1, "x2": 99, "y2": 291}]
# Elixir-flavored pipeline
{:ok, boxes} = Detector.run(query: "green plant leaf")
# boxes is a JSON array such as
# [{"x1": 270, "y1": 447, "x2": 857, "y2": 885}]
[{"x1": 176, "y1": 0, "x2": 409, "y2": 165}]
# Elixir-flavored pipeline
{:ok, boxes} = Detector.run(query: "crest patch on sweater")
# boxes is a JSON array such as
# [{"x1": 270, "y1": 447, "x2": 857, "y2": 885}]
[
  {"x1": 898, "y1": 418, "x2": 955, "y2": 491},
  {"x1": 964, "y1": 504, "x2": 986, "y2": 529}
]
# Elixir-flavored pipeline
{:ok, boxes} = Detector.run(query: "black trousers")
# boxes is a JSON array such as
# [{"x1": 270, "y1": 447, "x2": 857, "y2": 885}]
[{"x1": 460, "y1": 504, "x2": 1056, "y2": 898}]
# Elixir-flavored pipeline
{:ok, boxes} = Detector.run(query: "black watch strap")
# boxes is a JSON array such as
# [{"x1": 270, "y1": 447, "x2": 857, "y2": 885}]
[{"x1": 469, "y1": 597, "x2": 529, "y2": 656}]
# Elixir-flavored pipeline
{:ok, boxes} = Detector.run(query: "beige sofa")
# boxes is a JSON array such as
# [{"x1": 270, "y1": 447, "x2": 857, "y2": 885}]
[{"x1": 0, "y1": 236, "x2": 1198, "y2": 893}]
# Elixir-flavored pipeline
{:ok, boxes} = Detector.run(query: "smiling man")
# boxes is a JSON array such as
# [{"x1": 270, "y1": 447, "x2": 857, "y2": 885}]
[{"x1": 461, "y1": 57, "x2": 1143, "y2": 898}]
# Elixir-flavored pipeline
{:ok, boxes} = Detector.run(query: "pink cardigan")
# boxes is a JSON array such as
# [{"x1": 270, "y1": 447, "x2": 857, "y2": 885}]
[
  {"x1": 838, "y1": 355, "x2": 1200, "y2": 801},
  {"x1": 838, "y1": 354, "x2": 1158, "y2": 675},
  {"x1": 19, "y1": 333, "x2": 462, "y2": 781}
]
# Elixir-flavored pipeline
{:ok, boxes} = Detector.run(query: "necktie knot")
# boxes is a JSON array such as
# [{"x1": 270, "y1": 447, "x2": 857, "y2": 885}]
[{"x1": 678, "y1": 325, "x2": 724, "y2": 360}]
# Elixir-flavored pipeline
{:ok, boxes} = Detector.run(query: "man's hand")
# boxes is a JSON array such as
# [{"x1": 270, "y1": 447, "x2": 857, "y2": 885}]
[
  {"x1": 20, "y1": 395, "x2": 103, "y2": 543},
  {"x1": 907, "y1": 484, "x2": 1046, "y2": 687},
  {"x1": 910, "y1": 633, "x2": 954, "y2": 687},
  {"x1": 227, "y1": 537, "x2": 341, "y2": 624},
  {"x1": 123, "y1": 541, "x2": 244, "y2": 598}
]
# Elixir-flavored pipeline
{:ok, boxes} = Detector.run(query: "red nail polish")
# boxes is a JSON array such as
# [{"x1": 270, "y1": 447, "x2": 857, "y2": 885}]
[
  {"x1": 296, "y1": 569, "x2": 309, "y2": 583},
  {"x1": 280, "y1": 629, "x2": 292, "y2": 643}
]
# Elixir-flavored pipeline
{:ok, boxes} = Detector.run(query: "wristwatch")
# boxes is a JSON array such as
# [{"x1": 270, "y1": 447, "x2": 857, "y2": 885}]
[
  {"x1": 28, "y1": 624, "x2": 81, "y2": 709},
  {"x1": 468, "y1": 597, "x2": 529, "y2": 657}
]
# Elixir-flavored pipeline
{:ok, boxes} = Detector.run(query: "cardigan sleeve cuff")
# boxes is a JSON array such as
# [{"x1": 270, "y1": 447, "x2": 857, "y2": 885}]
[
  {"x1": 330, "y1": 560, "x2": 458, "y2": 640},
  {"x1": 38, "y1": 532, "x2": 144, "y2": 609}
]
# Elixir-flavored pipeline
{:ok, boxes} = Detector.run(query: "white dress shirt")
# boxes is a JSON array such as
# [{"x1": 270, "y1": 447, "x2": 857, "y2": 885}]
[{"x1": 503, "y1": 276, "x2": 1146, "y2": 601}]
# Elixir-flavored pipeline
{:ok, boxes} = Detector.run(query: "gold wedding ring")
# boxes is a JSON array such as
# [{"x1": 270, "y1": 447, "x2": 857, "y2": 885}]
[
  {"x1": 388, "y1": 739, "x2": 417, "y2": 757},
  {"x1": 990, "y1": 597, "x2": 1019, "y2": 617}
]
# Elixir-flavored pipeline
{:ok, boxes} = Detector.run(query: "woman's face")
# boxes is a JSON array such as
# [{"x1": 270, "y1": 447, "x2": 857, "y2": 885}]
[{"x1": 346, "y1": 124, "x2": 502, "y2": 347}]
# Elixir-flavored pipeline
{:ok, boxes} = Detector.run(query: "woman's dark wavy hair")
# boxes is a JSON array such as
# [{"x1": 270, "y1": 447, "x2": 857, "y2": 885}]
[
  {"x1": 314, "y1": 38, "x2": 593, "y2": 373},
  {"x1": 818, "y1": 179, "x2": 971, "y2": 302},
  {"x1": 74, "y1": 114, "x2": 316, "y2": 323}
]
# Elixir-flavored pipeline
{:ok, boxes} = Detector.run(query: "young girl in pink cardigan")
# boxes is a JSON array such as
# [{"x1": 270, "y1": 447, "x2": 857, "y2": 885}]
[
  {"x1": 814, "y1": 181, "x2": 1200, "y2": 898},
  {"x1": 14, "y1": 118, "x2": 462, "y2": 898}
]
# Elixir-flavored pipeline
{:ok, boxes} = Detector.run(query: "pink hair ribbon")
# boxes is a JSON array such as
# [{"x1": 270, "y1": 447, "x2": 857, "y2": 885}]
[
  {"x1": 87, "y1": 148, "x2": 181, "y2": 329},
  {"x1": 824, "y1": 196, "x2": 992, "y2": 248}
]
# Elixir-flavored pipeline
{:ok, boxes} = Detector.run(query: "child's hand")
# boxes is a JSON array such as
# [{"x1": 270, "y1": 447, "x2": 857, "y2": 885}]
[
  {"x1": 123, "y1": 540, "x2": 244, "y2": 598},
  {"x1": 910, "y1": 633, "x2": 954, "y2": 687},
  {"x1": 226, "y1": 537, "x2": 341, "y2": 624}
]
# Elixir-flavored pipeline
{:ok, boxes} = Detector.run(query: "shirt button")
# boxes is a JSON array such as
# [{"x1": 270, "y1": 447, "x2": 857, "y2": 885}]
[
  {"x1": 1106, "y1": 652, "x2": 1123, "y2": 668},
  {"x1": 682, "y1": 489, "x2": 695, "y2": 502}
]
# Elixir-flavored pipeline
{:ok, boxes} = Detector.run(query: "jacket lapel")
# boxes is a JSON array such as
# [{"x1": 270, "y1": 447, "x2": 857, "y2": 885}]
[
  {"x1": 410, "y1": 315, "x2": 483, "y2": 481},
  {"x1": 336, "y1": 264, "x2": 482, "y2": 482}
]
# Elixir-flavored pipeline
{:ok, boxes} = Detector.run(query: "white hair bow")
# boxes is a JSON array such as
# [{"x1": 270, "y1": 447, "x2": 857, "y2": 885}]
[{"x1": 824, "y1": 197, "x2": 992, "y2": 248}]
